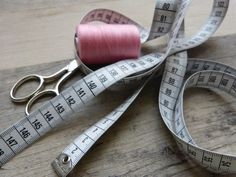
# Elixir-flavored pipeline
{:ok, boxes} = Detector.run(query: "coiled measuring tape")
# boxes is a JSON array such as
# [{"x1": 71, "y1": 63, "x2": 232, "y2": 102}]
[{"x1": 0, "y1": 0, "x2": 233, "y2": 176}]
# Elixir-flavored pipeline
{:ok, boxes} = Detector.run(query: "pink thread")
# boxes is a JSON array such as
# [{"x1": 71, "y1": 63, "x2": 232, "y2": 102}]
[{"x1": 75, "y1": 24, "x2": 140, "y2": 65}]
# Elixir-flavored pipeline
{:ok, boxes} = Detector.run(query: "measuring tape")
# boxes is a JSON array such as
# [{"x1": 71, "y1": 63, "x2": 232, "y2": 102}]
[{"x1": 0, "y1": 0, "x2": 233, "y2": 176}]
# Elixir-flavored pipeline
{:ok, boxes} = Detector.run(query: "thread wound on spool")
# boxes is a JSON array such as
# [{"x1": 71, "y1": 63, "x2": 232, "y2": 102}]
[{"x1": 75, "y1": 24, "x2": 141, "y2": 65}]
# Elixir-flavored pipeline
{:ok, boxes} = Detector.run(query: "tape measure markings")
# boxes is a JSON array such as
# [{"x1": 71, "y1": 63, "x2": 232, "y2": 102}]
[
  {"x1": 173, "y1": 70, "x2": 236, "y2": 172},
  {"x1": 171, "y1": 1, "x2": 228, "y2": 53},
  {"x1": 167, "y1": 64, "x2": 236, "y2": 172},
  {"x1": 0, "y1": 0, "x2": 233, "y2": 176},
  {"x1": 52, "y1": 84, "x2": 144, "y2": 176},
  {"x1": 52, "y1": 3, "x2": 194, "y2": 169}
]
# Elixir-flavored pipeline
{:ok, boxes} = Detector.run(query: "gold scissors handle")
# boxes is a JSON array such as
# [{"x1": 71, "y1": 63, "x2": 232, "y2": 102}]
[{"x1": 10, "y1": 60, "x2": 80, "y2": 115}]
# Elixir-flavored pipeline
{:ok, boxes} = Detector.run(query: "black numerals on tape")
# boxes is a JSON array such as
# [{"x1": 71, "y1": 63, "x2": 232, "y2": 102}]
[
  {"x1": 203, "y1": 155, "x2": 213, "y2": 163},
  {"x1": 221, "y1": 161, "x2": 231, "y2": 168},
  {"x1": 32, "y1": 119, "x2": 43, "y2": 130},
  {"x1": 168, "y1": 77, "x2": 175, "y2": 85},
  {"x1": 71, "y1": 146, "x2": 80, "y2": 155},
  {"x1": 19, "y1": 128, "x2": 30, "y2": 139},
  {"x1": 119, "y1": 65, "x2": 128, "y2": 71},
  {"x1": 162, "y1": 3, "x2": 170, "y2": 10},
  {"x1": 43, "y1": 111, "x2": 54, "y2": 122},
  {"x1": 187, "y1": 149, "x2": 196, "y2": 157},
  {"x1": 209, "y1": 75, "x2": 216, "y2": 83},
  {"x1": 6, "y1": 136, "x2": 18, "y2": 147},
  {"x1": 220, "y1": 78, "x2": 229, "y2": 87},
  {"x1": 109, "y1": 69, "x2": 118, "y2": 77},
  {"x1": 87, "y1": 81, "x2": 97, "y2": 90},
  {"x1": 65, "y1": 96, "x2": 76, "y2": 106},
  {"x1": 160, "y1": 15, "x2": 167, "y2": 23},
  {"x1": 198, "y1": 76, "x2": 204, "y2": 82},
  {"x1": 215, "y1": 11, "x2": 223, "y2": 17},
  {"x1": 171, "y1": 67, "x2": 178, "y2": 74},
  {"x1": 98, "y1": 74, "x2": 108, "y2": 83},
  {"x1": 158, "y1": 27, "x2": 165, "y2": 33},
  {"x1": 77, "y1": 88, "x2": 86, "y2": 98},
  {"x1": 55, "y1": 103, "x2": 65, "y2": 114},
  {"x1": 165, "y1": 88, "x2": 172, "y2": 96},
  {"x1": 163, "y1": 100, "x2": 169, "y2": 107},
  {"x1": 129, "y1": 63, "x2": 137, "y2": 68}
]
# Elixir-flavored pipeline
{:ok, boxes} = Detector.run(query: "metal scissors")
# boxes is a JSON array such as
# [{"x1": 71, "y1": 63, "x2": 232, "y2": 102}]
[{"x1": 10, "y1": 59, "x2": 80, "y2": 115}]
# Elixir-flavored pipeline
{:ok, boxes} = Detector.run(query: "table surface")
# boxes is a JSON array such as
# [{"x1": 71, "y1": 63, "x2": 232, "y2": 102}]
[{"x1": 1, "y1": 0, "x2": 236, "y2": 177}]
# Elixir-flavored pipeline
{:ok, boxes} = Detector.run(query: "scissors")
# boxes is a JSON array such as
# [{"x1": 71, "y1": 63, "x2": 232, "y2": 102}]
[{"x1": 10, "y1": 59, "x2": 80, "y2": 115}]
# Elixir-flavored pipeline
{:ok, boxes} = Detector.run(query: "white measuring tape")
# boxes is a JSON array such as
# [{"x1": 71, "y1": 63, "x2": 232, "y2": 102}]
[{"x1": 0, "y1": 0, "x2": 233, "y2": 176}]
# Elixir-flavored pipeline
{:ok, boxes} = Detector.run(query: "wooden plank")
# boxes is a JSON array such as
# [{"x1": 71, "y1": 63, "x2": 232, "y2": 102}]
[{"x1": 0, "y1": 34, "x2": 236, "y2": 176}]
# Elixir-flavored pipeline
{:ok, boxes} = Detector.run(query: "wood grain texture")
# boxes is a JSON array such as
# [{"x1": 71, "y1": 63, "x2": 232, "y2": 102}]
[
  {"x1": 0, "y1": 0, "x2": 236, "y2": 69},
  {"x1": 0, "y1": 34, "x2": 236, "y2": 177}
]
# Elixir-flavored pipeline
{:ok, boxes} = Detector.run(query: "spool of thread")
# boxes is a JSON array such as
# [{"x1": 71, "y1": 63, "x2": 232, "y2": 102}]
[{"x1": 75, "y1": 24, "x2": 141, "y2": 65}]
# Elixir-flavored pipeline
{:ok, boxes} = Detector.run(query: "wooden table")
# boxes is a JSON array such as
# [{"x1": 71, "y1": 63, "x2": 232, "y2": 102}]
[{"x1": 1, "y1": 1, "x2": 236, "y2": 177}]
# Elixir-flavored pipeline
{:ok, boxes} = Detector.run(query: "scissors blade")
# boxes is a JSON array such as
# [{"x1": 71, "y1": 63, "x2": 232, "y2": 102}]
[{"x1": 67, "y1": 60, "x2": 80, "y2": 72}]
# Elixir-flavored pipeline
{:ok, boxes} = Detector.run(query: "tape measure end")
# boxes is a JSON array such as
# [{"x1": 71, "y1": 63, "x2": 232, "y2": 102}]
[{"x1": 51, "y1": 153, "x2": 72, "y2": 177}]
